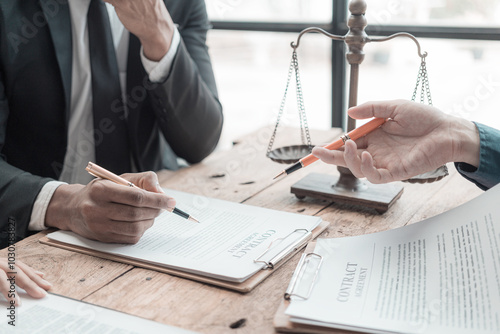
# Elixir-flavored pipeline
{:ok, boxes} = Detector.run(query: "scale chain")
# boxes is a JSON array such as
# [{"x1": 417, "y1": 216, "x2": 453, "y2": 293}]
[
  {"x1": 266, "y1": 50, "x2": 295, "y2": 155},
  {"x1": 267, "y1": 50, "x2": 313, "y2": 155},
  {"x1": 411, "y1": 56, "x2": 432, "y2": 105},
  {"x1": 406, "y1": 54, "x2": 448, "y2": 183},
  {"x1": 293, "y1": 50, "x2": 313, "y2": 151}
]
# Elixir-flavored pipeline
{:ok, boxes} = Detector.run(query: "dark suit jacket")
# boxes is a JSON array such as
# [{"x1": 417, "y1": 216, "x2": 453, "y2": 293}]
[{"x1": 0, "y1": 0, "x2": 223, "y2": 247}]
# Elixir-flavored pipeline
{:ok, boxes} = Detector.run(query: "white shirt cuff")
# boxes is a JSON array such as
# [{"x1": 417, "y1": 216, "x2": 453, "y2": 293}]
[
  {"x1": 28, "y1": 181, "x2": 67, "y2": 231},
  {"x1": 140, "y1": 28, "x2": 180, "y2": 83}
]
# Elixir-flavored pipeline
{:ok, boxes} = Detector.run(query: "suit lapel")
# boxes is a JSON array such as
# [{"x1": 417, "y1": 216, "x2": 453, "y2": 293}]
[{"x1": 39, "y1": 0, "x2": 72, "y2": 126}]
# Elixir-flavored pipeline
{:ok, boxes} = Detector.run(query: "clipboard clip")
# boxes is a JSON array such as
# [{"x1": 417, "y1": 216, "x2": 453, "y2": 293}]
[
  {"x1": 253, "y1": 229, "x2": 312, "y2": 270},
  {"x1": 284, "y1": 252, "x2": 323, "y2": 300}
]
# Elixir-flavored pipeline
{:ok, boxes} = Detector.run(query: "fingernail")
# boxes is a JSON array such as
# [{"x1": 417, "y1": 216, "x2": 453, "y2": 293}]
[
  {"x1": 15, "y1": 295, "x2": 22, "y2": 306},
  {"x1": 37, "y1": 287, "x2": 48, "y2": 297},
  {"x1": 167, "y1": 198, "x2": 176, "y2": 209},
  {"x1": 156, "y1": 183, "x2": 165, "y2": 193},
  {"x1": 41, "y1": 279, "x2": 52, "y2": 287},
  {"x1": 35, "y1": 270, "x2": 45, "y2": 277}
]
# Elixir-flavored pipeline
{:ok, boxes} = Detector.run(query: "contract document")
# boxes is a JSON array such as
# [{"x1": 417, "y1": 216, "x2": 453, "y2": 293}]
[
  {"x1": 284, "y1": 183, "x2": 500, "y2": 334},
  {"x1": 0, "y1": 290, "x2": 197, "y2": 333},
  {"x1": 46, "y1": 189, "x2": 323, "y2": 284}
]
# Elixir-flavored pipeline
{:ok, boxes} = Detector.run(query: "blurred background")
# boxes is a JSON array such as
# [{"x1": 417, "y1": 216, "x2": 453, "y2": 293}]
[{"x1": 203, "y1": 0, "x2": 500, "y2": 150}]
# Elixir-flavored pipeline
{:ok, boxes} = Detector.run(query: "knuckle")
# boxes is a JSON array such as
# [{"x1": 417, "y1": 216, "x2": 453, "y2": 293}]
[
  {"x1": 145, "y1": 219, "x2": 155, "y2": 230},
  {"x1": 90, "y1": 179, "x2": 105, "y2": 190},
  {"x1": 130, "y1": 236, "x2": 142, "y2": 244},
  {"x1": 88, "y1": 180, "x2": 105, "y2": 199},
  {"x1": 126, "y1": 208, "x2": 141, "y2": 221},
  {"x1": 155, "y1": 196, "x2": 166, "y2": 208},
  {"x1": 80, "y1": 201, "x2": 94, "y2": 218},
  {"x1": 126, "y1": 222, "x2": 144, "y2": 236},
  {"x1": 146, "y1": 171, "x2": 157, "y2": 179},
  {"x1": 148, "y1": 171, "x2": 159, "y2": 186},
  {"x1": 131, "y1": 191, "x2": 145, "y2": 206},
  {"x1": 368, "y1": 177, "x2": 382, "y2": 184},
  {"x1": 142, "y1": 171, "x2": 157, "y2": 184}
]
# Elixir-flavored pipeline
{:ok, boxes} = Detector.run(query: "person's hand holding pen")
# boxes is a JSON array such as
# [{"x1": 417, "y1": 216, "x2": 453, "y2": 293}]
[
  {"x1": 45, "y1": 170, "x2": 176, "y2": 244},
  {"x1": 312, "y1": 100, "x2": 480, "y2": 184}
]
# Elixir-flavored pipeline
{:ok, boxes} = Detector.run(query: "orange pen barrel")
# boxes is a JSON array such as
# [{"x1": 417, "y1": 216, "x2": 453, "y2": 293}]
[
  {"x1": 300, "y1": 150, "x2": 326, "y2": 167},
  {"x1": 344, "y1": 117, "x2": 386, "y2": 142},
  {"x1": 300, "y1": 117, "x2": 386, "y2": 168}
]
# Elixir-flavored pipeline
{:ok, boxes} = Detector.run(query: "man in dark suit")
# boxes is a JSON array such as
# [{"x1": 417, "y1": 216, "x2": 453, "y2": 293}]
[{"x1": 0, "y1": 0, "x2": 223, "y2": 248}]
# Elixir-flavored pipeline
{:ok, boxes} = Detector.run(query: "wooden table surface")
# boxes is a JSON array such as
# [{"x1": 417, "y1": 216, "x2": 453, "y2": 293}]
[{"x1": 2, "y1": 127, "x2": 483, "y2": 334}]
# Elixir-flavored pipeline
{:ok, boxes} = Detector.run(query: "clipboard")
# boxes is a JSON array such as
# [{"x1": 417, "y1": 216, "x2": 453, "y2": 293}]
[
  {"x1": 40, "y1": 220, "x2": 329, "y2": 293},
  {"x1": 274, "y1": 241, "x2": 355, "y2": 334}
]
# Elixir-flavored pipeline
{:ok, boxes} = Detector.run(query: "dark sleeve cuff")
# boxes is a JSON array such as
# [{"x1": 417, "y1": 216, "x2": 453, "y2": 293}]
[{"x1": 455, "y1": 122, "x2": 500, "y2": 190}]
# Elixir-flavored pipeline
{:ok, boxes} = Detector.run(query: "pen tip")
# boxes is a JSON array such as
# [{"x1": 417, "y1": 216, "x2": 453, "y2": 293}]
[
  {"x1": 189, "y1": 216, "x2": 200, "y2": 223},
  {"x1": 273, "y1": 170, "x2": 286, "y2": 180}
]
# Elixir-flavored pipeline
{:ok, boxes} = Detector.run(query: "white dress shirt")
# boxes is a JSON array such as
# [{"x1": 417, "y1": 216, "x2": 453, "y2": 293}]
[{"x1": 28, "y1": 0, "x2": 180, "y2": 231}]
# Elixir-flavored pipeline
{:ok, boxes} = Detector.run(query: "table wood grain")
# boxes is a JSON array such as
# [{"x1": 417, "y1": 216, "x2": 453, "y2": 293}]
[{"x1": 1, "y1": 127, "x2": 483, "y2": 334}]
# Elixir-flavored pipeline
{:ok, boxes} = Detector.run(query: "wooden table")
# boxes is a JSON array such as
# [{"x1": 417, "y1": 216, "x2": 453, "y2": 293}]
[{"x1": 2, "y1": 127, "x2": 483, "y2": 334}]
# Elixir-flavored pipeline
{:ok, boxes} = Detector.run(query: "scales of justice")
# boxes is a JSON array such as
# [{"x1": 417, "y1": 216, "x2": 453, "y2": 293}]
[{"x1": 267, "y1": 0, "x2": 448, "y2": 213}]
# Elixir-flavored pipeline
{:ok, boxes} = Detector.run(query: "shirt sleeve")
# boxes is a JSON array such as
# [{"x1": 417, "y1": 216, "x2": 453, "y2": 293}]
[
  {"x1": 455, "y1": 122, "x2": 500, "y2": 190},
  {"x1": 28, "y1": 181, "x2": 67, "y2": 231},
  {"x1": 140, "y1": 28, "x2": 180, "y2": 83}
]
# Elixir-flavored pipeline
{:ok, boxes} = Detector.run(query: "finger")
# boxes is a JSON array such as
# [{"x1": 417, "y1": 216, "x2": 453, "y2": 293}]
[
  {"x1": 348, "y1": 100, "x2": 405, "y2": 120},
  {"x1": 343, "y1": 140, "x2": 365, "y2": 179},
  {"x1": 105, "y1": 233, "x2": 145, "y2": 244},
  {"x1": 154, "y1": 183, "x2": 177, "y2": 209},
  {"x1": 94, "y1": 223, "x2": 154, "y2": 244},
  {"x1": 0, "y1": 270, "x2": 21, "y2": 306},
  {"x1": 122, "y1": 171, "x2": 159, "y2": 193},
  {"x1": 359, "y1": 152, "x2": 394, "y2": 184},
  {"x1": 8, "y1": 268, "x2": 48, "y2": 300},
  {"x1": 34, "y1": 270, "x2": 45, "y2": 278},
  {"x1": 107, "y1": 203, "x2": 162, "y2": 222},
  {"x1": 91, "y1": 219, "x2": 155, "y2": 239},
  {"x1": 15, "y1": 261, "x2": 52, "y2": 291},
  {"x1": 312, "y1": 147, "x2": 347, "y2": 167},
  {"x1": 90, "y1": 181, "x2": 175, "y2": 210}
]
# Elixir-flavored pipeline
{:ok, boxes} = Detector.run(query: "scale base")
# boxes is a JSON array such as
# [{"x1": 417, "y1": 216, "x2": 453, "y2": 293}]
[{"x1": 291, "y1": 173, "x2": 404, "y2": 214}]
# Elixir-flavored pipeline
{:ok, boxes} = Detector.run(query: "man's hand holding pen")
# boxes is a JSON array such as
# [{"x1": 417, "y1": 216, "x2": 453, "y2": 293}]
[
  {"x1": 45, "y1": 172, "x2": 176, "y2": 244},
  {"x1": 312, "y1": 100, "x2": 480, "y2": 184}
]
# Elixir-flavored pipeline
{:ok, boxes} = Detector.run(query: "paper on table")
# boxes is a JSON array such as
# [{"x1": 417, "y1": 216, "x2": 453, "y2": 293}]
[
  {"x1": 285, "y1": 183, "x2": 500, "y2": 334},
  {"x1": 47, "y1": 189, "x2": 322, "y2": 282},
  {"x1": 0, "y1": 289, "x2": 197, "y2": 333}
]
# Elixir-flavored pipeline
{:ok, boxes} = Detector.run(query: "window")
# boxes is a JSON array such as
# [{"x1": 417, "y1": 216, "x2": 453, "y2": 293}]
[
  {"x1": 205, "y1": 0, "x2": 500, "y2": 149},
  {"x1": 206, "y1": 0, "x2": 332, "y2": 23},
  {"x1": 366, "y1": 1, "x2": 500, "y2": 27},
  {"x1": 207, "y1": 30, "x2": 331, "y2": 150}
]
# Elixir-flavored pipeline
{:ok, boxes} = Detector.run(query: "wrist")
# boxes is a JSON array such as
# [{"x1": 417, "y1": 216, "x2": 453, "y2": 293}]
[
  {"x1": 140, "y1": 24, "x2": 175, "y2": 62},
  {"x1": 45, "y1": 184, "x2": 84, "y2": 231},
  {"x1": 450, "y1": 117, "x2": 480, "y2": 168},
  {"x1": 141, "y1": 37, "x2": 170, "y2": 62}
]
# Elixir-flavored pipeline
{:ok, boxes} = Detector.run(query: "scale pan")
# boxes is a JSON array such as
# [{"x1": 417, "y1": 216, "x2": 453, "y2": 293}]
[
  {"x1": 403, "y1": 165, "x2": 449, "y2": 184},
  {"x1": 267, "y1": 145, "x2": 312, "y2": 164}
]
